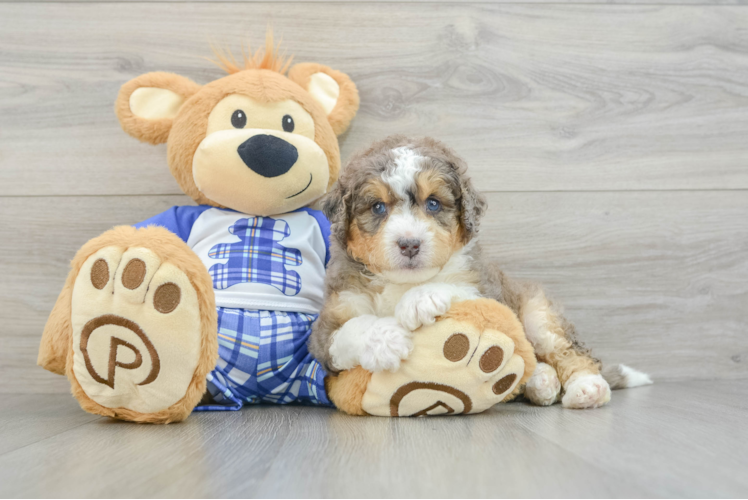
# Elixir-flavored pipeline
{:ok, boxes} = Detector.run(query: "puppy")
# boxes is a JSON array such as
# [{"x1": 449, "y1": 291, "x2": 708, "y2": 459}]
[{"x1": 309, "y1": 135, "x2": 651, "y2": 409}]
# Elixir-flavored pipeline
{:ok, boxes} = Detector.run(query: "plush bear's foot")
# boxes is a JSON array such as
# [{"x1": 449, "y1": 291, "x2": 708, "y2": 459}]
[
  {"x1": 329, "y1": 299, "x2": 536, "y2": 416},
  {"x1": 62, "y1": 227, "x2": 217, "y2": 423}
]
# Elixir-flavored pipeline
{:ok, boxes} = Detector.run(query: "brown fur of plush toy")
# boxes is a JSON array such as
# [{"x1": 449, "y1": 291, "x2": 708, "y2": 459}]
[
  {"x1": 40, "y1": 34, "x2": 360, "y2": 423},
  {"x1": 326, "y1": 366, "x2": 372, "y2": 416},
  {"x1": 39, "y1": 226, "x2": 218, "y2": 423}
]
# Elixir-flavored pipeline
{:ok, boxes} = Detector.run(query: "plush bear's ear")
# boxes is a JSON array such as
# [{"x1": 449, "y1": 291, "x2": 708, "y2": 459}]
[
  {"x1": 115, "y1": 72, "x2": 202, "y2": 145},
  {"x1": 288, "y1": 63, "x2": 360, "y2": 136}
]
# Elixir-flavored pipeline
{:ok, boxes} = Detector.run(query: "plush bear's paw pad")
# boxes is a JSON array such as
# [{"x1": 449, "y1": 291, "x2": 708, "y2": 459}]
[
  {"x1": 70, "y1": 247, "x2": 204, "y2": 415},
  {"x1": 362, "y1": 316, "x2": 526, "y2": 416},
  {"x1": 524, "y1": 362, "x2": 561, "y2": 406},
  {"x1": 561, "y1": 373, "x2": 611, "y2": 409}
]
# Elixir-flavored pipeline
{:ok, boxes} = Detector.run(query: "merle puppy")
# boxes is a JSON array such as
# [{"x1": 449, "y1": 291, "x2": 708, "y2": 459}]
[{"x1": 310, "y1": 135, "x2": 650, "y2": 409}]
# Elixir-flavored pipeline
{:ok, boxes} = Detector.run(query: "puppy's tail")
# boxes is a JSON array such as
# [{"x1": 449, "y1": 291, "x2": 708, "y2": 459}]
[{"x1": 602, "y1": 364, "x2": 653, "y2": 390}]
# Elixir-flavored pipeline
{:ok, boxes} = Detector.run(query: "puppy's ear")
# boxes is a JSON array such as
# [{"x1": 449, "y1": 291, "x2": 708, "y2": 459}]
[
  {"x1": 433, "y1": 139, "x2": 487, "y2": 243},
  {"x1": 459, "y1": 174, "x2": 487, "y2": 243},
  {"x1": 115, "y1": 72, "x2": 201, "y2": 145},
  {"x1": 322, "y1": 180, "x2": 351, "y2": 248},
  {"x1": 288, "y1": 63, "x2": 359, "y2": 136}
]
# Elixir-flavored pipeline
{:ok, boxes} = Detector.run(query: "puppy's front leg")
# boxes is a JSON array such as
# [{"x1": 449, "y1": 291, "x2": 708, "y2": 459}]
[
  {"x1": 395, "y1": 283, "x2": 480, "y2": 331},
  {"x1": 329, "y1": 315, "x2": 413, "y2": 373}
]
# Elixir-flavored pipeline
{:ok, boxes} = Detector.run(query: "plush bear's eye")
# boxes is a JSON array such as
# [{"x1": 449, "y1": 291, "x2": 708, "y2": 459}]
[
  {"x1": 282, "y1": 114, "x2": 295, "y2": 133},
  {"x1": 231, "y1": 110, "x2": 246, "y2": 129}
]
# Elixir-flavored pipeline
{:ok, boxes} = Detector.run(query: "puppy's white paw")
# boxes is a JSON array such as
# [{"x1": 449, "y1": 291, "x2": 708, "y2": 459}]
[
  {"x1": 524, "y1": 362, "x2": 561, "y2": 406},
  {"x1": 359, "y1": 317, "x2": 413, "y2": 373},
  {"x1": 562, "y1": 373, "x2": 611, "y2": 409},
  {"x1": 395, "y1": 286, "x2": 455, "y2": 331}
]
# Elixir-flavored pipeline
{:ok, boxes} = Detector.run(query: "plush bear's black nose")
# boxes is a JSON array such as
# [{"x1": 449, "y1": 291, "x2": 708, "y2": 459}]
[{"x1": 237, "y1": 134, "x2": 298, "y2": 178}]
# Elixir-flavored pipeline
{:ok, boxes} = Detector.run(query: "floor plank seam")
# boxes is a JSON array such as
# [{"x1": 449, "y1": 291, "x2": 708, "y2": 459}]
[{"x1": 2, "y1": 187, "x2": 748, "y2": 199}]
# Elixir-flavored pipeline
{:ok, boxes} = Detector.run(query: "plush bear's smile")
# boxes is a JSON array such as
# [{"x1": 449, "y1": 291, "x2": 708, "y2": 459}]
[{"x1": 287, "y1": 173, "x2": 314, "y2": 199}]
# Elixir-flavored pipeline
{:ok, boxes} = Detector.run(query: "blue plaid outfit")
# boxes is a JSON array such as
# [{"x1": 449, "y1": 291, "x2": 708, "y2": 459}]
[
  {"x1": 195, "y1": 307, "x2": 331, "y2": 410},
  {"x1": 135, "y1": 206, "x2": 333, "y2": 411},
  {"x1": 208, "y1": 217, "x2": 303, "y2": 296}
]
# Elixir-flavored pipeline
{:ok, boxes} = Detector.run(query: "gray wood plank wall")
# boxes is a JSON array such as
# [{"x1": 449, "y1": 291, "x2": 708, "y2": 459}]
[{"x1": 1, "y1": 2, "x2": 746, "y2": 394}]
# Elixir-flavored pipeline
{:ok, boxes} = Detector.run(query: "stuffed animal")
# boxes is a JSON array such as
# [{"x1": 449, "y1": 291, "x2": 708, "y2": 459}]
[
  {"x1": 37, "y1": 35, "x2": 360, "y2": 423},
  {"x1": 327, "y1": 299, "x2": 537, "y2": 416},
  {"x1": 37, "y1": 34, "x2": 535, "y2": 422}
]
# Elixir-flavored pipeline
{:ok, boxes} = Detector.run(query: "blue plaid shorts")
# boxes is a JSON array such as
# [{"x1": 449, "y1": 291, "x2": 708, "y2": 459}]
[{"x1": 195, "y1": 307, "x2": 331, "y2": 411}]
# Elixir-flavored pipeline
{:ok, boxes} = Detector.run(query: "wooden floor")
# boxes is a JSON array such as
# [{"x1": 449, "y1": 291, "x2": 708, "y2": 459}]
[
  {"x1": 2, "y1": 1, "x2": 748, "y2": 498},
  {"x1": 0, "y1": 381, "x2": 745, "y2": 498}
]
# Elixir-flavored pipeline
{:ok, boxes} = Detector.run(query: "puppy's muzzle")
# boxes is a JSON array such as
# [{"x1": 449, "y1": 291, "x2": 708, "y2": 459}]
[
  {"x1": 398, "y1": 238, "x2": 421, "y2": 259},
  {"x1": 237, "y1": 134, "x2": 299, "y2": 178}
]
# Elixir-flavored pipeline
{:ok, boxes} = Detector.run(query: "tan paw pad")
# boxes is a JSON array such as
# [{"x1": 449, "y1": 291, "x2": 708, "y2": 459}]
[
  {"x1": 71, "y1": 246, "x2": 203, "y2": 414},
  {"x1": 361, "y1": 308, "x2": 526, "y2": 417}
]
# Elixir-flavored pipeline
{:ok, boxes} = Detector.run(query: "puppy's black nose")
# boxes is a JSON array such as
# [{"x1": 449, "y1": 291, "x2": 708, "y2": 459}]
[
  {"x1": 398, "y1": 238, "x2": 421, "y2": 258},
  {"x1": 237, "y1": 134, "x2": 298, "y2": 178}
]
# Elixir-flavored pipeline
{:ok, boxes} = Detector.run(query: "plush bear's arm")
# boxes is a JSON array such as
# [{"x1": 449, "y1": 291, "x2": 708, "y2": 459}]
[{"x1": 133, "y1": 205, "x2": 212, "y2": 242}]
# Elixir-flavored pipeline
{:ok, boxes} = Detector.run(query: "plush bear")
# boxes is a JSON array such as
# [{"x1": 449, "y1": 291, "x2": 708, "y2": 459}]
[{"x1": 37, "y1": 35, "x2": 360, "y2": 423}]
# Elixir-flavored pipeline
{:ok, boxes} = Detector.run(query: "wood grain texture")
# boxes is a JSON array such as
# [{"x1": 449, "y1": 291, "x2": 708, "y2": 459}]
[
  {"x1": 0, "y1": 394, "x2": 101, "y2": 456},
  {"x1": 3, "y1": 0, "x2": 748, "y2": 5},
  {"x1": 252, "y1": 402, "x2": 649, "y2": 498},
  {"x1": 2, "y1": 191, "x2": 746, "y2": 394},
  {"x1": 2, "y1": 3, "x2": 748, "y2": 195},
  {"x1": 0, "y1": 382, "x2": 746, "y2": 497},
  {"x1": 0, "y1": 398, "x2": 305, "y2": 498},
  {"x1": 503, "y1": 381, "x2": 748, "y2": 498}
]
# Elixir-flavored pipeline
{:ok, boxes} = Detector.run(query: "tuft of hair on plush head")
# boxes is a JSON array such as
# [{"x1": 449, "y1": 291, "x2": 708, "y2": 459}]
[{"x1": 209, "y1": 28, "x2": 293, "y2": 75}]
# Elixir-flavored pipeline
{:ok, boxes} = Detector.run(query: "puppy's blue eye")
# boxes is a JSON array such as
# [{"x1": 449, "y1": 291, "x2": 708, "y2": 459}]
[
  {"x1": 372, "y1": 202, "x2": 387, "y2": 215},
  {"x1": 426, "y1": 198, "x2": 441, "y2": 212}
]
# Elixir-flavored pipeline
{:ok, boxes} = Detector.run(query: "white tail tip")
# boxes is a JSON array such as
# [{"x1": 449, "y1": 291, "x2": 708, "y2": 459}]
[{"x1": 603, "y1": 364, "x2": 653, "y2": 390}]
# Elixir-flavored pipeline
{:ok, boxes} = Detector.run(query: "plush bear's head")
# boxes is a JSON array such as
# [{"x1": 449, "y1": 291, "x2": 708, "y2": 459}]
[{"x1": 115, "y1": 36, "x2": 359, "y2": 216}]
